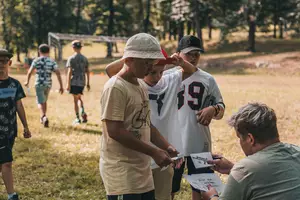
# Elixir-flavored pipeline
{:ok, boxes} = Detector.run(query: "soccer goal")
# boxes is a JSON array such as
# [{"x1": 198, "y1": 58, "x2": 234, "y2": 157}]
[{"x1": 48, "y1": 32, "x2": 128, "y2": 61}]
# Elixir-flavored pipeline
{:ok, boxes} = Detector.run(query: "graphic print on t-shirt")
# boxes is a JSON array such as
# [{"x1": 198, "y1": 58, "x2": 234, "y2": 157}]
[
  {"x1": 131, "y1": 100, "x2": 150, "y2": 132},
  {"x1": 0, "y1": 78, "x2": 25, "y2": 139},
  {"x1": 149, "y1": 92, "x2": 166, "y2": 116},
  {"x1": 177, "y1": 81, "x2": 206, "y2": 110}
]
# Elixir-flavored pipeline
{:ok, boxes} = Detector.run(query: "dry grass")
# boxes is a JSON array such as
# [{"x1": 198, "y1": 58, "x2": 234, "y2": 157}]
[
  {"x1": 1, "y1": 71, "x2": 300, "y2": 199},
  {"x1": 2, "y1": 32, "x2": 300, "y2": 199}
]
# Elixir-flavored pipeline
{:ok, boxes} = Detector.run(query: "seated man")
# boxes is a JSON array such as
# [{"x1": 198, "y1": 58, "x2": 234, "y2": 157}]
[{"x1": 202, "y1": 102, "x2": 300, "y2": 200}]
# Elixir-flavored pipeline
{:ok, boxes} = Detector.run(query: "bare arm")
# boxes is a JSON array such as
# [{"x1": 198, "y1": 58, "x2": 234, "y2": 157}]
[
  {"x1": 85, "y1": 65, "x2": 90, "y2": 90},
  {"x1": 170, "y1": 53, "x2": 197, "y2": 81},
  {"x1": 16, "y1": 100, "x2": 31, "y2": 138},
  {"x1": 54, "y1": 70, "x2": 64, "y2": 94},
  {"x1": 66, "y1": 67, "x2": 72, "y2": 91},
  {"x1": 105, "y1": 120, "x2": 172, "y2": 167},
  {"x1": 105, "y1": 59, "x2": 124, "y2": 78},
  {"x1": 24, "y1": 66, "x2": 34, "y2": 86}
]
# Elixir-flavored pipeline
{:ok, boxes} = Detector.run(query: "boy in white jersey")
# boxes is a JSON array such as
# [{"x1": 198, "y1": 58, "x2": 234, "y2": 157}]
[
  {"x1": 101, "y1": 33, "x2": 178, "y2": 200},
  {"x1": 171, "y1": 35, "x2": 225, "y2": 200},
  {"x1": 106, "y1": 48, "x2": 197, "y2": 200}
]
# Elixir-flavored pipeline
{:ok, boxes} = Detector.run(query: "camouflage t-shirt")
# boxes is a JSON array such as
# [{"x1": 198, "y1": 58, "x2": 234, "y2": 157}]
[
  {"x1": 66, "y1": 53, "x2": 89, "y2": 87},
  {"x1": 0, "y1": 77, "x2": 25, "y2": 139},
  {"x1": 31, "y1": 56, "x2": 58, "y2": 87}
]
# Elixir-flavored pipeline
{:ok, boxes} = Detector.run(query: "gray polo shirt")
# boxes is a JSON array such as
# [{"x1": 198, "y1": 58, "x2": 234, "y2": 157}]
[
  {"x1": 220, "y1": 142, "x2": 300, "y2": 200},
  {"x1": 66, "y1": 53, "x2": 89, "y2": 87}
]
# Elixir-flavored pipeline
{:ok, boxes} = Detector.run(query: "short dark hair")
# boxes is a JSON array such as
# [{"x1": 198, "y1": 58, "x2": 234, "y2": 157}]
[
  {"x1": 228, "y1": 102, "x2": 279, "y2": 143},
  {"x1": 39, "y1": 44, "x2": 50, "y2": 54}
]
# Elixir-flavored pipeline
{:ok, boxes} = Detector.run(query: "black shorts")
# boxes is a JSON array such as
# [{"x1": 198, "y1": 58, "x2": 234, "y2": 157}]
[
  {"x1": 172, "y1": 156, "x2": 214, "y2": 193},
  {"x1": 0, "y1": 137, "x2": 15, "y2": 164},
  {"x1": 70, "y1": 86, "x2": 84, "y2": 95},
  {"x1": 107, "y1": 190, "x2": 155, "y2": 200}
]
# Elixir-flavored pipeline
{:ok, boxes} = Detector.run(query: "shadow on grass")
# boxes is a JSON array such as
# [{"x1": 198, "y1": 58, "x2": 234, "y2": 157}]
[
  {"x1": 0, "y1": 137, "x2": 105, "y2": 200},
  {"x1": 50, "y1": 124, "x2": 102, "y2": 136}
]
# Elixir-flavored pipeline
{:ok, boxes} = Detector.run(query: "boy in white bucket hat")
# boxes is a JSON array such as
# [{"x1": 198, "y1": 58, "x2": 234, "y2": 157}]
[{"x1": 100, "y1": 33, "x2": 177, "y2": 200}]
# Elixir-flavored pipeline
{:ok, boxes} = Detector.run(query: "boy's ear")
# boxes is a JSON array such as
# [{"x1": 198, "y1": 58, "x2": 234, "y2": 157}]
[
  {"x1": 8, "y1": 60, "x2": 12, "y2": 66},
  {"x1": 124, "y1": 57, "x2": 133, "y2": 66}
]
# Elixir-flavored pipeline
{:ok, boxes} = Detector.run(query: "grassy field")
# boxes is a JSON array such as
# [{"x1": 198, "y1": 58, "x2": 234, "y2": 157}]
[
  {"x1": 2, "y1": 32, "x2": 300, "y2": 199},
  {"x1": 1, "y1": 72, "x2": 300, "y2": 200}
]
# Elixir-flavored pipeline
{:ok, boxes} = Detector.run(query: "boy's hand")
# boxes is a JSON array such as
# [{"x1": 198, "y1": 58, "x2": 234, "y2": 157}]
[
  {"x1": 23, "y1": 128, "x2": 31, "y2": 138},
  {"x1": 166, "y1": 145, "x2": 179, "y2": 158},
  {"x1": 87, "y1": 84, "x2": 90, "y2": 91},
  {"x1": 152, "y1": 148, "x2": 173, "y2": 168},
  {"x1": 170, "y1": 53, "x2": 185, "y2": 66},
  {"x1": 196, "y1": 106, "x2": 216, "y2": 126},
  {"x1": 66, "y1": 84, "x2": 70, "y2": 92},
  {"x1": 24, "y1": 82, "x2": 29, "y2": 87}
]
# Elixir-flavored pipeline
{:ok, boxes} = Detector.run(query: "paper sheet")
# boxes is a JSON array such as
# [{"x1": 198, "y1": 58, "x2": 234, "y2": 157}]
[
  {"x1": 183, "y1": 173, "x2": 224, "y2": 193},
  {"x1": 190, "y1": 152, "x2": 214, "y2": 169}
]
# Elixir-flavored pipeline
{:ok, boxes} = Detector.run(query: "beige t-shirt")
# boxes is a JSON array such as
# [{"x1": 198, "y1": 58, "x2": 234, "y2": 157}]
[{"x1": 100, "y1": 75, "x2": 153, "y2": 195}]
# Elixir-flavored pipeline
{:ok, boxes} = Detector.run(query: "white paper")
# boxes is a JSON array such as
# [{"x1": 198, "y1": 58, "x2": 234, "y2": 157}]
[
  {"x1": 190, "y1": 152, "x2": 213, "y2": 169},
  {"x1": 183, "y1": 173, "x2": 224, "y2": 193}
]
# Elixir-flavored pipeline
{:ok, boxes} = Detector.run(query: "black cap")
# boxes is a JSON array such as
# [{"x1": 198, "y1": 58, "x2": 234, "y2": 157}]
[
  {"x1": 177, "y1": 35, "x2": 204, "y2": 53},
  {"x1": 0, "y1": 49, "x2": 13, "y2": 59},
  {"x1": 72, "y1": 40, "x2": 82, "y2": 48}
]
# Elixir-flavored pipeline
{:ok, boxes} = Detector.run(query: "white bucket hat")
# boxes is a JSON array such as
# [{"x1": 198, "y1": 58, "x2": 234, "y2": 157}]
[{"x1": 122, "y1": 33, "x2": 165, "y2": 60}]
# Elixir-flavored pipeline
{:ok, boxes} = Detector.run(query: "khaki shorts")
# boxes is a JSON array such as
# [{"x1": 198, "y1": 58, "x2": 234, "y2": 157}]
[{"x1": 152, "y1": 166, "x2": 174, "y2": 200}]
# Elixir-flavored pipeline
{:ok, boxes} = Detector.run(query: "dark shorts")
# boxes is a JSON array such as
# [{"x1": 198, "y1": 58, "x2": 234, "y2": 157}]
[
  {"x1": 70, "y1": 86, "x2": 84, "y2": 95},
  {"x1": 0, "y1": 137, "x2": 15, "y2": 164},
  {"x1": 172, "y1": 156, "x2": 214, "y2": 193},
  {"x1": 107, "y1": 190, "x2": 155, "y2": 200}
]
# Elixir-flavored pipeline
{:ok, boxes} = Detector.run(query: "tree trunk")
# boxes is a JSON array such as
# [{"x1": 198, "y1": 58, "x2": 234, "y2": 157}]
[
  {"x1": 56, "y1": 0, "x2": 63, "y2": 32},
  {"x1": 138, "y1": 0, "x2": 144, "y2": 28},
  {"x1": 37, "y1": 0, "x2": 42, "y2": 54},
  {"x1": 273, "y1": 0, "x2": 278, "y2": 39},
  {"x1": 207, "y1": 15, "x2": 212, "y2": 40},
  {"x1": 178, "y1": 21, "x2": 184, "y2": 42},
  {"x1": 173, "y1": 21, "x2": 177, "y2": 40},
  {"x1": 194, "y1": 17, "x2": 204, "y2": 50},
  {"x1": 248, "y1": 17, "x2": 256, "y2": 52},
  {"x1": 0, "y1": 0, "x2": 11, "y2": 51},
  {"x1": 273, "y1": 22, "x2": 277, "y2": 38},
  {"x1": 75, "y1": 0, "x2": 82, "y2": 34},
  {"x1": 194, "y1": 0, "x2": 204, "y2": 50},
  {"x1": 192, "y1": 20, "x2": 196, "y2": 35},
  {"x1": 279, "y1": 20, "x2": 283, "y2": 39},
  {"x1": 168, "y1": 21, "x2": 172, "y2": 40},
  {"x1": 16, "y1": 48, "x2": 21, "y2": 62},
  {"x1": 106, "y1": 0, "x2": 114, "y2": 58},
  {"x1": 144, "y1": 0, "x2": 151, "y2": 33},
  {"x1": 187, "y1": 21, "x2": 192, "y2": 35}
]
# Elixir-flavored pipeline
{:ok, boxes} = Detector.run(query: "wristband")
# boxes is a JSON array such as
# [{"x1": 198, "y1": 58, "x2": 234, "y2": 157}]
[
  {"x1": 209, "y1": 194, "x2": 219, "y2": 200},
  {"x1": 212, "y1": 105, "x2": 219, "y2": 116}
]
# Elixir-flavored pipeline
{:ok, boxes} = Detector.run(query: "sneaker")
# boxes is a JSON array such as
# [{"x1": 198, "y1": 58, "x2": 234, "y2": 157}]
[
  {"x1": 42, "y1": 116, "x2": 49, "y2": 128},
  {"x1": 73, "y1": 118, "x2": 81, "y2": 125},
  {"x1": 81, "y1": 112, "x2": 88, "y2": 123},
  {"x1": 8, "y1": 193, "x2": 19, "y2": 200}
]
